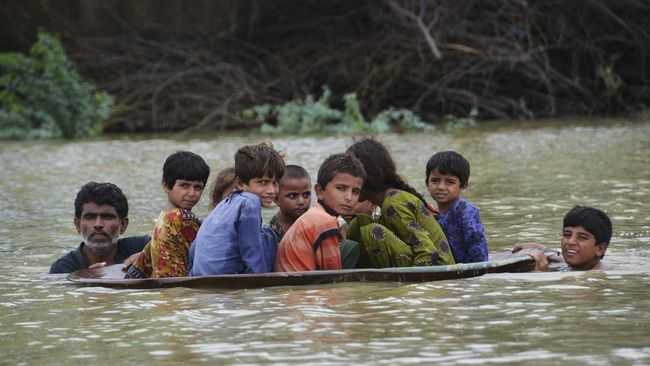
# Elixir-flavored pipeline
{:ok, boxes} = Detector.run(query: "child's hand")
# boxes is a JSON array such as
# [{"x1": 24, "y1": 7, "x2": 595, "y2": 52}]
[
  {"x1": 425, "y1": 203, "x2": 439, "y2": 216},
  {"x1": 121, "y1": 252, "x2": 142, "y2": 272},
  {"x1": 353, "y1": 200, "x2": 376, "y2": 216},
  {"x1": 526, "y1": 250, "x2": 550, "y2": 272}
]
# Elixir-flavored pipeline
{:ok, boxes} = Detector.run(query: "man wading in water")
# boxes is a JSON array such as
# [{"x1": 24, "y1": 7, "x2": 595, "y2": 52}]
[{"x1": 49, "y1": 182, "x2": 149, "y2": 273}]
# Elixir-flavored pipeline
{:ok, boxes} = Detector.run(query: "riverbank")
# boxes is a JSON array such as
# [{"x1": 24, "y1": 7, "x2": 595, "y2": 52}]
[{"x1": 2, "y1": 1, "x2": 649, "y2": 135}]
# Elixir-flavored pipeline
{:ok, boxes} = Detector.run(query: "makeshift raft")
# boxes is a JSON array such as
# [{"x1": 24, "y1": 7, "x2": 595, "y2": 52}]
[{"x1": 67, "y1": 253, "x2": 536, "y2": 289}]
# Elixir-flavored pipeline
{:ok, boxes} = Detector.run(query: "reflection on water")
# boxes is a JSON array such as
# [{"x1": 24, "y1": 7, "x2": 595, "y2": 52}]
[{"x1": 1, "y1": 119, "x2": 650, "y2": 365}]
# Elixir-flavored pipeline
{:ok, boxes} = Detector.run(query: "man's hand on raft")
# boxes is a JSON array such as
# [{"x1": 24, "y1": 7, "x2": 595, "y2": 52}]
[
  {"x1": 84, "y1": 251, "x2": 141, "y2": 271},
  {"x1": 88, "y1": 261, "x2": 107, "y2": 270}
]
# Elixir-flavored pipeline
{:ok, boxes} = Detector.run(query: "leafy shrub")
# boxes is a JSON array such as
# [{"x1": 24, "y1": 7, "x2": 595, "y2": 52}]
[
  {"x1": 0, "y1": 32, "x2": 113, "y2": 140},
  {"x1": 243, "y1": 86, "x2": 432, "y2": 134},
  {"x1": 443, "y1": 107, "x2": 478, "y2": 131}
]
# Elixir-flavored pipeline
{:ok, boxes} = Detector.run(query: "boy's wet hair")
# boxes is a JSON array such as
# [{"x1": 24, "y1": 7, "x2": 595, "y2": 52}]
[
  {"x1": 563, "y1": 206, "x2": 613, "y2": 247},
  {"x1": 425, "y1": 151, "x2": 470, "y2": 188},
  {"x1": 210, "y1": 167, "x2": 236, "y2": 208},
  {"x1": 347, "y1": 138, "x2": 429, "y2": 207},
  {"x1": 75, "y1": 182, "x2": 128, "y2": 219},
  {"x1": 282, "y1": 164, "x2": 310, "y2": 182},
  {"x1": 235, "y1": 142, "x2": 285, "y2": 184},
  {"x1": 162, "y1": 151, "x2": 210, "y2": 189},
  {"x1": 317, "y1": 153, "x2": 366, "y2": 189}
]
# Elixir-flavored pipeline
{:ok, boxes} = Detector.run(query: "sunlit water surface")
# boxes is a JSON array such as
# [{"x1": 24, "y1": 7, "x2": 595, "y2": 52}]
[{"x1": 1, "y1": 119, "x2": 649, "y2": 365}]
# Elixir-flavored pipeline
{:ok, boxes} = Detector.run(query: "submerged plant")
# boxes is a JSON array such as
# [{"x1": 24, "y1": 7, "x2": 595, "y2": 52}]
[
  {"x1": 243, "y1": 86, "x2": 432, "y2": 134},
  {"x1": 444, "y1": 107, "x2": 478, "y2": 131},
  {"x1": 250, "y1": 87, "x2": 341, "y2": 135},
  {"x1": 0, "y1": 32, "x2": 113, "y2": 140}
]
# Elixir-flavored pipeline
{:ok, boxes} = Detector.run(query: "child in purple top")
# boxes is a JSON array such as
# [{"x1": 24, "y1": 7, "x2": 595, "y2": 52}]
[
  {"x1": 189, "y1": 143, "x2": 285, "y2": 275},
  {"x1": 425, "y1": 151, "x2": 488, "y2": 263}
]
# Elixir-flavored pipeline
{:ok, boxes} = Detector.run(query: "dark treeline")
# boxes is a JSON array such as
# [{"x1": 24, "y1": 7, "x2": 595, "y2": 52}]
[{"x1": 2, "y1": 0, "x2": 649, "y2": 132}]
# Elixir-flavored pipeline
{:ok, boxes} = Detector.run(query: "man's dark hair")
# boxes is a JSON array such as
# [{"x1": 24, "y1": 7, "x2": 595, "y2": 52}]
[
  {"x1": 563, "y1": 205, "x2": 613, "y2": 253},
  {"x1": 235, "y1": 142, "x2": 285, "y2": 184},
  {"x1": 317, "y1": 153, "x2": 366, "y2": 189},
  {"x1": 282, "y1": 164, "x2": 311, "y2": 182},
  {"x1": 346, "y1": 138, "x2": 428, "y2": 207},
  {"x1": 425, "y1": 151, "x2": 470, "y2": 188},
  {"x1": 162, "y1": 151, "x2": 210, "y2": 189},
  {"x1": 74, "y1": 182, "x2": 129, "y2": 219}
]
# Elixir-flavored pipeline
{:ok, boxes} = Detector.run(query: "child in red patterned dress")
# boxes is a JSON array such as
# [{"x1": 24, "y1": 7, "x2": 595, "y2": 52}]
[{"x1": 125, "y1": 151, "x2": 210, "y2": 278}]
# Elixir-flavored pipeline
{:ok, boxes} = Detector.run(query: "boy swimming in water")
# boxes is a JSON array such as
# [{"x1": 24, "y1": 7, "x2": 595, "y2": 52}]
[
  {"x1": 425, "y1": 151, "x2": 488, "y2": 263},
  {"x1": 513, "y1": 205, "x2": 612, "y2": 271}
]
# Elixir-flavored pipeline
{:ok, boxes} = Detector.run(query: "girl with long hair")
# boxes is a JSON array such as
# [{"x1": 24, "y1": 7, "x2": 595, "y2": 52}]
[{"x1": 346, "y1": 138, "x2": 455, "y2": 268}]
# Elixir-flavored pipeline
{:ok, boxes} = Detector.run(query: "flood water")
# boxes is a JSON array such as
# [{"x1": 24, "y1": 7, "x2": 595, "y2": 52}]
[{"x1": 1, "y1": 119, "x2": 649, "y2": 365}]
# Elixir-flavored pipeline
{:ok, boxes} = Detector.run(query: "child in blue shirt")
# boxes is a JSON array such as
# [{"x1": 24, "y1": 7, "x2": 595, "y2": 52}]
[
  {"x1": 425, "y1": 151, "x2": 488, "y2": 263},
  {"x1": 189, "y1": 143, "x2": 285, "y2": 275}
]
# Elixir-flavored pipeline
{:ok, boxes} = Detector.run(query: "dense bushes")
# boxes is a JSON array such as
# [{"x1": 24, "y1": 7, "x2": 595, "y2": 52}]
[
  {"x1": 0, "y1": 33, "x2": 112, "y2": 139},
  {"x1": 4, "y1": 1, "x2": 648, "y2": 133}
]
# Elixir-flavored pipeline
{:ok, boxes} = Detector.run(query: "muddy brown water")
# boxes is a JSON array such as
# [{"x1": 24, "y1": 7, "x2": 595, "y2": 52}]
[{"x1": 1, "y1": 119, "x2": 649, "y2": 365}]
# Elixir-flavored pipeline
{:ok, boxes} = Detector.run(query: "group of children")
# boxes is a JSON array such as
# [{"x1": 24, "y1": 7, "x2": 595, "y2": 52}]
[{"x1": 124, "y1": 138, "x2": 613, "y2": 279}]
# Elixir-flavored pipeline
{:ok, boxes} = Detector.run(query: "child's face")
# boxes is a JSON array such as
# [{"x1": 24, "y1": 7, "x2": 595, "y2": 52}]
[
  {"x1": 276, "y1": 177, "x2": 311, "y2": 222},
  {"x1": 241, "y1": 175, "x2": 279, "y2": 208},
  {"x1": 427, "y1": 169, "x2": 462, "y2": 207},
  {"x1": 165, "y1": 179, "x2": 205, "y2": 210},
  {"x1": 561, "y1": 226, "x2": 607, "y2": 269},
  {"x1": 315, "y1": 172, "x2": 363, "y2": 217}
]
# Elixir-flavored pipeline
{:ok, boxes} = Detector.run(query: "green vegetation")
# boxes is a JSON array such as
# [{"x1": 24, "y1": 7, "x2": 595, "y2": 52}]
[
  {"x1": 243, "y1": 87, "x2": 432, "y2": 134},
  {"x1": 443, "y1": 108, "x2": 478, "y2": 131},
  {"x1": 2, "y1": 2, "x2": 647, "y2": 133},
  {"x1": 0, "y1": 32, "x2": 112, "y2": 140}
]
